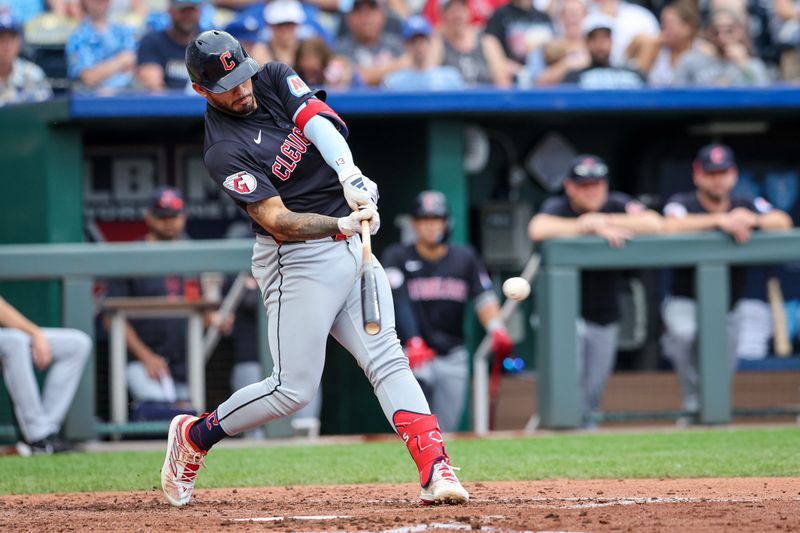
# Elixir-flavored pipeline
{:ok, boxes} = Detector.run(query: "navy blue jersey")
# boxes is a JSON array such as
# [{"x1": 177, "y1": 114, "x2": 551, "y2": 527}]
[
  {"x1": 382, "y1": 243, "x2": 494, "y2": 354},
  {"x1": 137, "y1": 30, "x2": 192, "y2": 89},
  {"x1": 202, "y1": 62, "x2": 350, "y2": 236},
  {"x1": 663, "y1": 191, "x2": 773, "y2": 303},
  {"x1": 540, "y1": 191, "x2": 643, "y2": 325}
]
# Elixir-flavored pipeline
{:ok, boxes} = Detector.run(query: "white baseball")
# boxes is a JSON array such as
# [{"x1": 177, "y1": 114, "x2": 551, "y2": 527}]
[{"x1": 502, "y1": 277, "x2": 531, "y2": 301}]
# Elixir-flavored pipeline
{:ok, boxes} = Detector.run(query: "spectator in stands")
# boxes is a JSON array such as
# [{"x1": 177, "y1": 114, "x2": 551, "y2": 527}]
[
  {"x1": 626, "y1": 0, "x2": 704, "y2": 86},
  {"x1": 421, "y1": 0, "x2": 505, "y2": 28},
  {"x1": 591, "y1": 0, "x2": 660, "y2": 67},
  {"x1": 0, "y1": 11, "x2": 52, "y2": 106},
  {"x1": 384, "y1": 15, "x2": 465, "y2": 90},
  {"x1": 772, "y1": 0, "x2": 800, "y2": 79},
  {"x1": 105, "y1": 188, "x2": 204, "y2": 418},
  {"x1": 661, "y1": 143, "x2": 793, "y2": 423},
  {"x1": 224, "y1": 15, "x2": 270, "y2": 65},
  {"x1": 673, "y1": 8, "x2": 770, "y2": 86},
  {"x1": 337, "y1": 0, "x2": 405, "y2": 86},
  {"x1": 0, "y1": 296, "x2": 91, "y2": 455},
  {"x1": 484, "y1": 0, "x2": 553, "y2": 77},
  {"x1": 432, "y1": 0, "x2": 512, "y2": 87},
  {"x1": 528, "y1": 155, "x2": 663, "y2": 429},
  {"x1": 534, "y1": 0, "x2": 590, "y2": 85},
  {"x1": 66, "y1": 0, "x2": 137, "y2": 91},
  {"x1": 562, "y1": 13, "x2": 646, "y2": 88},
  {"x1": 137, "y1": 0, "x2": 202, "y2": 91},
  {"x1": 295, "y1": 37, "x2": 353, "y2": 89},
  {"x1": 701, "y1": 0, "x2": 775, "y2": 65},
  {"x1": 263, "y1": 0, "x2": 305, "y2": 67}
]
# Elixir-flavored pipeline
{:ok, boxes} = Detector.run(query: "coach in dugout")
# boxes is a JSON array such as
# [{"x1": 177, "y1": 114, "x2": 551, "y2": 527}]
[
  {"x1": 105, "y1": 188, "x2": 209, "y2": 419},
  {"x1": 528, "y1": 154, "x2": 663, "y2": 429},
  {"x1": 660, "y1": 143, "x2": 793, "y2": 423}
]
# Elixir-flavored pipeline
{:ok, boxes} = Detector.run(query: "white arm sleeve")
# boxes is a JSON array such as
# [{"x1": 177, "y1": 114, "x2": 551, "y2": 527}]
[{"x1": 301, "y1": 113, "x2": 359, "y2": 181}]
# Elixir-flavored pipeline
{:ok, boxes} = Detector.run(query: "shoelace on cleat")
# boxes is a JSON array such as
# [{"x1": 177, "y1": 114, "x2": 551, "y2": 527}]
[
  {"x1": 434, "y1": 463, "x2": 460, "y2": 483},
  {"x1": 174, "y1": 446, "x2": 206, "y2": 483}
]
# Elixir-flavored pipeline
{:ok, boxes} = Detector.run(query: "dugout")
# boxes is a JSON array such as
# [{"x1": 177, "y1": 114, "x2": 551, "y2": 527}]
[{"x1": 1, "y1": 87, "x2": 800, "y2": 438}]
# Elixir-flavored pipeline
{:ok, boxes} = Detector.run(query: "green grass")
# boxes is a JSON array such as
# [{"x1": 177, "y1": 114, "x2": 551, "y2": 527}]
[{"x1": 2, "y1": 427, "x2": 799, "y2": 495}]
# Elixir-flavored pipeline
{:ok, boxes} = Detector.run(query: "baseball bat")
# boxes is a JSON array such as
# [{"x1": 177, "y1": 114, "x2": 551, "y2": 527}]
[
  {"x1": 360, "y1": 220, "x2": 381, "y2": 335},
  {"x1": 767, "y1": 276, "x2": 792, "y2": 357}
]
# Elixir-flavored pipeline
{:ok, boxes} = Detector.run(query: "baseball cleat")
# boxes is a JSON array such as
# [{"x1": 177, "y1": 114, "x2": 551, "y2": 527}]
[
  {"x1": 161, "y1": 414, "x2": 206, "y2": 507},
  {"x1": 420, "y1": 461, "x2": 469, "y2": 505}
]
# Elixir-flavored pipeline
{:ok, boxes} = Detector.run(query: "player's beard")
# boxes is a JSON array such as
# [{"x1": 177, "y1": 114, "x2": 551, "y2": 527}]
[
  {"x1": 211, "y1": 93, "x2": 256, "y2": 117},
  {"x1": 701, "y1": 189, "x2": 726, "y2": 204}
]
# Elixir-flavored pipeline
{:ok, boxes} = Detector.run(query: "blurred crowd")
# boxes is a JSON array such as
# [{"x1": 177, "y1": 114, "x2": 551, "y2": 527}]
[{"x1": 1, "y1": 0, "x2": 800, "y2": 105}]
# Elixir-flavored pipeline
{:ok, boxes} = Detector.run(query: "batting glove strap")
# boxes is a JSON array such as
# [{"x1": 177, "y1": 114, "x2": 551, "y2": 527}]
[{"x1": 341, "y1": 172, "x2": 379, "y2": 210}]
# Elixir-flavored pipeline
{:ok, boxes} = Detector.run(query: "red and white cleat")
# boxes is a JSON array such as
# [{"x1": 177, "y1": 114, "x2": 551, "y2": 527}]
[
  {"x1": 420, "y1": 460, "x2": 469, "y2": 505},
  {"x1": 160, "y1": 414, "x2": 206, "y2": 507}
]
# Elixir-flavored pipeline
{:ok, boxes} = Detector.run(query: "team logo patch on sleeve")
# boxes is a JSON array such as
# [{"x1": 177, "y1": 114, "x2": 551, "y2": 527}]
[
  {"x1": 223, "y1": 171, "x2": 257, "y2": 195},
  {"x1": 754, "y1": 197, "x2": 773, "y2": 214},
  {"x1": 287, "y1": 75, "x2": 311, "y2": 97}
]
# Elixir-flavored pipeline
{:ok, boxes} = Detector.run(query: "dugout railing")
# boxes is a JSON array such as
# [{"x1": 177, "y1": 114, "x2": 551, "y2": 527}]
[
  {"x1": 529, "y1": 229, "x2": 800, "y2": 430},
  {"x1": 0, "y1": 239, "x2": 262, "y2": 440}
]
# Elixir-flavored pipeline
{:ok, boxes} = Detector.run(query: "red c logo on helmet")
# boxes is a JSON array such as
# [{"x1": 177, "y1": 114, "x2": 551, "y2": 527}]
[{"x1": 220, "y1": 51, "x2": 235, "y2": 71}]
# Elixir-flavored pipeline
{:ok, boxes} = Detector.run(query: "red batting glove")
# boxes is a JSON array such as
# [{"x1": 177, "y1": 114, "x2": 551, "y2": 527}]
[
  {"x1": 490, "y1": 328, "x2": 513, "y2": 358},
  {"x1": 404, "y1": 336, "x2": 436, "y2": 370}
]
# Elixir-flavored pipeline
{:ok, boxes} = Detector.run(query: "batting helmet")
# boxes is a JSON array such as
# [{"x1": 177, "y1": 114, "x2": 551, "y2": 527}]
[
  {"x1": 412, "y1": 190, "x2": 449, "y2": 219},
  {"x1": 185, "y1": 30, "x2": 260, "y2": 94}
]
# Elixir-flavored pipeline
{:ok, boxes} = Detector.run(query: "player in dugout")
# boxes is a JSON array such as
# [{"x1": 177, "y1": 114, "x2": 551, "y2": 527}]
[
  {"x1": 528, "y1": 154, "x2": 663, "y2": 428},
  {"x1": 382, "y1": 190, "x2": 513, "y2": 433}
]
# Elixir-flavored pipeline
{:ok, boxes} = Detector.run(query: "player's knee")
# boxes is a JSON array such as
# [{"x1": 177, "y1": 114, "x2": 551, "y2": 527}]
[
  {"x1": 0, "y1": 330, "x2": 31, "y2": 360},
  {"x1": 280, "y1": 384, "x2": 317, "y2": 413},
  {"x1": 70, "y1": 330, "x2": 93, "y2": 363}
]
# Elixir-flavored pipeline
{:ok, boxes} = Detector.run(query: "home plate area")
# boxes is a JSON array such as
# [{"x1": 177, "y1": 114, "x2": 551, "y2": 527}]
[{"x1": 1, "y1": 478, "x2": 798, "y2": 532}]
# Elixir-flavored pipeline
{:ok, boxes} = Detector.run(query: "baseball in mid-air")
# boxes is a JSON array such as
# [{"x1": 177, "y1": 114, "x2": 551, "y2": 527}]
[{"x1": 502, "y1": 277, "x2": 531, "y2": 301}]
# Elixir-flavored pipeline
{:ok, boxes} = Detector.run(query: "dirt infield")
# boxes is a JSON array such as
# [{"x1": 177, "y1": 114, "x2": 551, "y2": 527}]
[{"x1": 2, "y1": 478, "x2": 798, "y2": 532}]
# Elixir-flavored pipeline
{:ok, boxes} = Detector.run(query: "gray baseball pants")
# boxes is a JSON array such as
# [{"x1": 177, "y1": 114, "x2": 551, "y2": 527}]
[
  {"x1": 576, "y1": 318, "x2": 619, "y2": 423},
  {"x1": 0, "y1": 327, "x2": 91, "y2": 443},
  {"x1": 215, "y1": 234, "x2": 430, "y2": 436},
  {"x1": 412, "y1": 347, "x2": 469, "y2": 433},
  {"x1": 660, "y1": 296, "x2": 754, "y2": 412}
]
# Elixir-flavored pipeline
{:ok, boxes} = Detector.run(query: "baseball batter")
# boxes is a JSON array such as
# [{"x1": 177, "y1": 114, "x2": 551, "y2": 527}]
[
  {"x1": 382, "y1": 191, "x2": 512, "y2": 432},
  {"x1": 160, "y1": 30, "x2": 468, "y2": 507}
]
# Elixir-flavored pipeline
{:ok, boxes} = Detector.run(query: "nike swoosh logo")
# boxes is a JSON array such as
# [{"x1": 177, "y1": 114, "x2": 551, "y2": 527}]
[{"x1": 254, "y1": 130, "x2": 262, "y2": 144}]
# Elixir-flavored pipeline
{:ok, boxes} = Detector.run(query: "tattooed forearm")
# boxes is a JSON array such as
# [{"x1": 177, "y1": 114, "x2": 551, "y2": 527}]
[
  {"x1": 273, "y1": 212, "x2": 339, "y2": 240},
  {"x1": 247, "y1": 201, "x2": 339, "y2": 240}
]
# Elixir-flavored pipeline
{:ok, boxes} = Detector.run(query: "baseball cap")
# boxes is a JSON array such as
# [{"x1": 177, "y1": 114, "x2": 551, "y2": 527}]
[
  {"x1": 412, "y1": 190, "x2": 449, "y2": 218},
  {"x1": 402, "y1": 16, "x2": 432, "y2": 40},
  {"x1": 0, "y1": 9, "x2": 20, "y2": 34},
  {"x1": 224, "y1": 15, "x2": 263, "y2": 42},
  {"x1": 582, "y1": 13, "x2": 614, "y2": 36},
  {"x1": 264, "y1": 0, "x2": 305, "y2": 25},
  {"x1": 696, "y1": 143, "x2": 736, "y2": 172},
  {"x1": 149, "y1": 187, "x2": 185, "y2": 217},
  {"x1": 567, "y1": 154, "x2": 609, "y2": 183}
]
